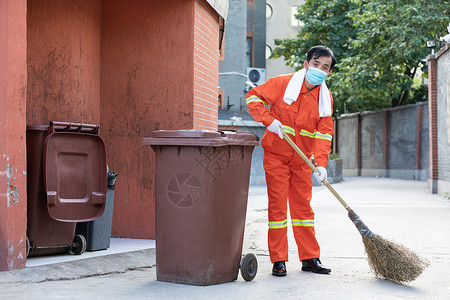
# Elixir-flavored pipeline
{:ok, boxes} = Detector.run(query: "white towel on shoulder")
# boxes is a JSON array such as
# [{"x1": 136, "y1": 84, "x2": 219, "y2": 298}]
[{"x1": 282, "y1": 69, "x2": 332, "y2": 117}]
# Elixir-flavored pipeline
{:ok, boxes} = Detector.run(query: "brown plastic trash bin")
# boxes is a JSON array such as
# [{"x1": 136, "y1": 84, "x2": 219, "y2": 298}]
[
  {"x1": 142, "y1": 130, "x2": 259, "y2": 285},
  {"x1": 26, "y1": 122, "x2": 107, "y2": 257}
]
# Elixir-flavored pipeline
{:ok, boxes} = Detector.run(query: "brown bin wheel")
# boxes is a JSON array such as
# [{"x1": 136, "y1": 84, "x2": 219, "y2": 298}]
[
  {"x1": 69, "y1": 234, "x2": 87, "y2": 255},
  {"x1": 240, "y1": 253, "x2": 258, "y2": 281},
  {"x1": 25, "y1": 237, "x2": 30, "y2": 257}
]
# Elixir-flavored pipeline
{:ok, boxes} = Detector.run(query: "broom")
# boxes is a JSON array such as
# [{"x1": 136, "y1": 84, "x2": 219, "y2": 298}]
[{"x1": 280, "y1": 129, "x2": 429, "y2": 283}]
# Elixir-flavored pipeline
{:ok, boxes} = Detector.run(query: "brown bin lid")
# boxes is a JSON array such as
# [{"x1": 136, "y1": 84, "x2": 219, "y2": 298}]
[
  {"x1": 27, "y1": 125, "x2": 52, "y2": 131},
  {"x1": 142, "y1": 130, "x2": 259, "y2": 147},
  {"x1": 43, "y1": 131, "x2": 107, "y2": 222},
  {"x1": 220, "y1": 131, "x2": 260, "y2": 146},
  {"x1": 143, "y1": 130, "x2": 225, "y2": 147},
  {"x1": 152, "y1": 130, "x2": 221, "y2": 138}
]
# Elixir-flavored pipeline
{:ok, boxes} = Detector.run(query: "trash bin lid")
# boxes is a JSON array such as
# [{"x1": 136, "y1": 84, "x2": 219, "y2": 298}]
[
  {"x1": 142, "y1": 130, "x2": 259, "y2": 147},
  {"x1": 152, "y1": 130, "x2": 221, "y2": 138},
  {"x1": 43, "y1": 131, "x2": 107, "y2": 222},
  {"x1": 143, "y1": 130, "x2": 226, "y2": 147},
  {"x1": 220, "y1": 131, "x2": 260, "y2": 146}
]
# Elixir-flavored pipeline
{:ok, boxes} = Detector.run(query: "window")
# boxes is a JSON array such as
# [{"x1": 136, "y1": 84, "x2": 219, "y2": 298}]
[
  {"x1": 291, "y1": 7, "x2": 304, "y2": 27},
  {"x1": 265, "y1": 45, "x2": 273, "y2": 59},
  {"x1": 246, "y1": 37, "x2": 253, "y2": 67},
  {"x1": 266, "y1": 4, "x2": 273, "y2": 19}
]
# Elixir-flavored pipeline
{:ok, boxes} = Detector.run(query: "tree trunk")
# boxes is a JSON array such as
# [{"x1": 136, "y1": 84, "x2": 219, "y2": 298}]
[
  {"x1": 392, "y1": 65, "x2": 416, "y2": 107},
  {"x1": 397, "y1": 89, "x2": 409, "y2": 106}
]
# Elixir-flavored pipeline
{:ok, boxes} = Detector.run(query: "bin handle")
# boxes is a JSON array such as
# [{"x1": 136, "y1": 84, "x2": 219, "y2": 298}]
[{"x1": 49, "y1": 121, "x2": 100, "y2": 134}]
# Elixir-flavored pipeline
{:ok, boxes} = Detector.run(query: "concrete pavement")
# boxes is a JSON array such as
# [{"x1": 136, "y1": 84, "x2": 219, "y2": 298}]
[{"x1": 1, "y1": 177, "x2": 450, "y2": 299}]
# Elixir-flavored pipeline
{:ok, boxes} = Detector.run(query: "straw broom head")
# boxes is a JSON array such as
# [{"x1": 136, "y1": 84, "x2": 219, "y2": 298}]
[
  {"x1": 363, "y1": 234, "x2": 430, "y2": 283},
  {"x1": 348, "y1": 210, "x2": 430, "y2": 283}
]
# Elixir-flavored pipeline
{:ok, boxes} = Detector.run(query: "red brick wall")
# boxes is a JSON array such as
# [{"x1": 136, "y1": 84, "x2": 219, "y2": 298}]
[
  {"x1": 27, "y1": 0, "x2": 102, "y2": 125},
  {"x1": 101, "y1": 0, "x2": 195, "y2": 239},
  {"x1": 0, "y1": 0, "x2": 222, "y2": 258},
  {"x1": 428, "y1": 56, "x2": 438, "y2": 186},
  {"x1": 0, "y1": 0, "x2": 27, "y2": 271},
  {"x1": 193, "y1": 0, "x2": 219, "y2": 130}
]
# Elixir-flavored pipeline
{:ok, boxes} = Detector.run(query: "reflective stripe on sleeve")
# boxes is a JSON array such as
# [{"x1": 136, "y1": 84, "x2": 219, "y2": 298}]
[
  {"x1": 282, "y1": 125, "x2": 295, "y2": 136},
  {"x1": 299, "y1": 129, "x2": 332, "y2": 142},
  {"x1": 299, "y1": 129, "x2": 316, "y2": 139},
  {"x1": 315, "y1": 131, "x2": 333, "y2": 141},
  {"x1": 246, "y1": 95, "x2": 266, "y2": 105},
  {"x1": 291, "y1": 219, "x2": 314, "y2": 227},
  {"x1": 268, "y1": 219, "x2": 288, "y2": 229}
]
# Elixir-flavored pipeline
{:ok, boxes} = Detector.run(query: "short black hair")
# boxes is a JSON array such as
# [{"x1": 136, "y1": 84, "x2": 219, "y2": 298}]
[{"x1": 306, "y1": 45, "x2": 337, "y2": 70}]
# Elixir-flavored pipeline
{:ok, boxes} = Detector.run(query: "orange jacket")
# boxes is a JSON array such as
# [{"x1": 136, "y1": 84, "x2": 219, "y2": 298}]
[{"x1": 246, "y1": 73, "x2": 334, "y2": 167}]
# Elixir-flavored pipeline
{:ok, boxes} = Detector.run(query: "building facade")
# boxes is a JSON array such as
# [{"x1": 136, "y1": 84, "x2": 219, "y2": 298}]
[
  {"x1": 0, "y1": 0, "x2": 227, "y2": 271},
  {"x1": 218, "y1": 0, "x2": 266, "y2": 114},
  {"x1": 265, "y1": 0, "x2": 304, "y2": 79},
  {"x1": 218, "y1": 0, "x2": 247, "y2": 112}
]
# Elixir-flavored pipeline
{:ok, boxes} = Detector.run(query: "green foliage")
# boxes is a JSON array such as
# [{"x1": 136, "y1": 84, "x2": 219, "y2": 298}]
[
  {"x1": 271, "y1": 0, "x2": 450, "y2": 115},
  {"x1": 408, "y1": 85, "x2": 428, "y2": 104},
  {"x1": 329, "y1": 153, "x2": 341, "y2": 160},
  {"x1": 272, "y1": 0, "x2": 358, "y2": 69}
]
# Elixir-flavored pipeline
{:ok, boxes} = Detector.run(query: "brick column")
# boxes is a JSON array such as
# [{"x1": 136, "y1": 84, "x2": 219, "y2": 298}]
[
  {"x1": 415, "y1": 104, "x2": 424, "y2": 180},
  {"x1": 356, "y1": 113, "x2": 361, "y2": 176},
  {"x1": 383, "y1": 110, "x2": 389, "y2": 177},
  {"x1": 332, "y1": 116, "x2": 338, "y2": 154},
  {"x1": 0, "y1": 0, "x2": 28, "y2": 270},
  {"x1": 428, "y1": 54, "x2": 438, "y2": 194},
  {"x1": 193, "y1": 0, "x2": 220, "y2": 130}
]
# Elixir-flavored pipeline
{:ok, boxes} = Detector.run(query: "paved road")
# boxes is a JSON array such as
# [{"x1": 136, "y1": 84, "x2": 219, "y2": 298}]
[{"x1": 1, "y1": 177, "x2": 450, "y2": 299}]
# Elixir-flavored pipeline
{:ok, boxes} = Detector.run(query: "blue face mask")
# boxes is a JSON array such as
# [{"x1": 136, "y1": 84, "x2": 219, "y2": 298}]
[{"x1": 305, "y1": 66, "x2": 328, "y2": 85}]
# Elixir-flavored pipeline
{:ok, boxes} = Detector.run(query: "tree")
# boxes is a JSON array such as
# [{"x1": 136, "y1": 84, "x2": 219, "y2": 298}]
[
  {"x1": 272, "y1": 0, "x2": 357, "y2": 68},
  {"x1": 272, "y1": 0, "x2": 450, "y2": 114}
]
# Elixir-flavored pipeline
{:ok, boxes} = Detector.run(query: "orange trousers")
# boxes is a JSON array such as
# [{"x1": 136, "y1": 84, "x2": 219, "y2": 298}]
[{"x1": 264, "y1": 151, "x2": 320, "y2": 263}]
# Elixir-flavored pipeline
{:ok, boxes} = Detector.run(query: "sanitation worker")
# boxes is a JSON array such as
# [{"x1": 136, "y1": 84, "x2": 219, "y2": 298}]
[{"x1": 246, "y1": 45, "x2": 336, "y2": 276}]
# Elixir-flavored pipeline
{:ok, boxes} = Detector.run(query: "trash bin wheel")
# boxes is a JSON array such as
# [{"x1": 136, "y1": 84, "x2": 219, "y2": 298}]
[
  {"x1": 25, "y1": 237, "x2": 30, "y2": 257},
  {"x1": 69, "y1": 234, "x2": 87, "y2": 255},
  {"x1": 240, "y1": 253, "x2": 257, "y2": 281}
]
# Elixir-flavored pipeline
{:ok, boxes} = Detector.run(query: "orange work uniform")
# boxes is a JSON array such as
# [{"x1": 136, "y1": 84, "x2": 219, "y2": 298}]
[{"x1": 246, "y1": 73, "x2": 334, "y2": 263}]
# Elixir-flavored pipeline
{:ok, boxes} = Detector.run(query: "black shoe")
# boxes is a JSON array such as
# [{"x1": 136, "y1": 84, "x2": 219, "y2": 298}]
[
  {"x1": 301, "y1": 258, "x2": 331, "y2": 274},
  {"x1": 272, "y1": 261, "x2": 287, "y2": 276}
]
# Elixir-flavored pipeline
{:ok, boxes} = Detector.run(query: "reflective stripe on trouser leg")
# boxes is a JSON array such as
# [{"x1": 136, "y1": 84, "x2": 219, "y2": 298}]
[
  {"x1": 288, "y1": 162, "x2": 320, "y2": 260},
  {"x1": 264, "y1": 153, "x2": 290, "y2": 263}
]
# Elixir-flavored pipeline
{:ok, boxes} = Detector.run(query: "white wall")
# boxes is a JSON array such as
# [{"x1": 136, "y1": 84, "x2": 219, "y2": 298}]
[{"x1": 265, "y1": 0, "x2": 304, "y2": 79}]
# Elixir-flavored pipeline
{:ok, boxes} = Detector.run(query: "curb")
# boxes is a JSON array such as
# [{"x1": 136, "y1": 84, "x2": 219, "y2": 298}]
[{"x1": 0, "y1": 248, "x2": 156, "y2": 284}]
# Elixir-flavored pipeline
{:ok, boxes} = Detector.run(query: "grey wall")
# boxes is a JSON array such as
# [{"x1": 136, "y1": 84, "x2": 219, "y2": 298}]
[
  {"x1": 336, "y1": 116, "x2": 357, "y2": 172},
  {"x1": 388, "y1": 105, "x2": 428, "y2": 180},
  {"x1": 240, "y1": 126, "x2": 266, "y2": 185},
  {"x1": 360, "y1": 112, "x2": 385, "y2": 176},
  {"x1": 436, "y1": 46, "x2": 450, "y2": 192},
  {"x1": 337, "y1": 102, "x2": 429, "y2": 181}
]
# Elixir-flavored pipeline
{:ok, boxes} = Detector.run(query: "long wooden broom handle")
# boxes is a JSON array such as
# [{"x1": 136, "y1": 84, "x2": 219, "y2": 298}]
[{"x1": 280, "y1": 128, "x2": 351, "y2": 212}]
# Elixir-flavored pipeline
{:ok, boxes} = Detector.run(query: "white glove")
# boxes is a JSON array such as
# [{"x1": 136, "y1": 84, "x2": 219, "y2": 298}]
[
  {"x1": 267, "y1": 119, "x2": 284, "y2": 139},
  {"x1": 313, "y1": 166, "x2": 327, "y2": 183}
]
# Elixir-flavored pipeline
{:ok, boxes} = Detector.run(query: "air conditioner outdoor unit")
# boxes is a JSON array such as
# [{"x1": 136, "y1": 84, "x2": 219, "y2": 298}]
[{"x1": 247, "y1": 68, "x2": 266, "y2": 86}]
